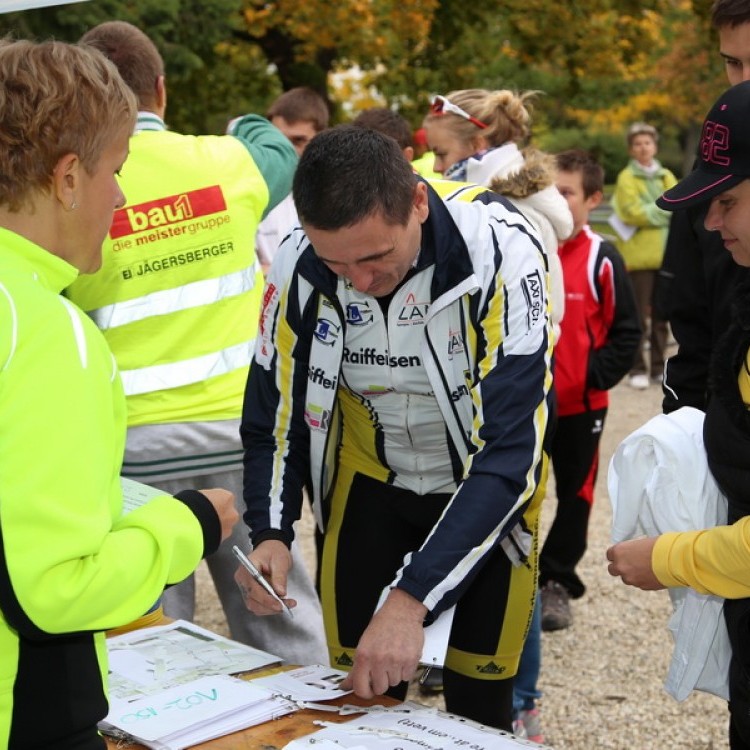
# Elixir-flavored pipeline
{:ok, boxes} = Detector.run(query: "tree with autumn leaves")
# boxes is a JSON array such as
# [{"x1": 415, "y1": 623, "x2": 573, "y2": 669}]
[{"x1": 0, "y1": 0, "x2": 728, "y2": 174}]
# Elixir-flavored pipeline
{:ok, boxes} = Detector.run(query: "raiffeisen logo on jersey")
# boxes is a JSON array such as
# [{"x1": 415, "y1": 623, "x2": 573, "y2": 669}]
[
  {"x1": 109, "y1": 185, "x2": 227, "y2": 239},
  {"x1": 396, "y1": 292, "x2": 429, "y2": 326}
]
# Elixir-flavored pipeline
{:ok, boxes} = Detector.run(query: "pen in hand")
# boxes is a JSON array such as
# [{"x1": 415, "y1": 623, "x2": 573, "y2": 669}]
[{"x1": 232, "y1": 545, "x2": 294, "y2": 619}]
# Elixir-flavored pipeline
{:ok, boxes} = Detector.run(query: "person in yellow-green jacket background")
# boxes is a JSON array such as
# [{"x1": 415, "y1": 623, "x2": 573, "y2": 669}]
[
  {"x1": 611, "y1": 122, "x2": 677, "y2": 390},
  {"x1": 0, "y1": 38, "x2": 237, "y2": 749},
  {"x1": 66, "y1": 21, "x2": 328, "y2": 665}
]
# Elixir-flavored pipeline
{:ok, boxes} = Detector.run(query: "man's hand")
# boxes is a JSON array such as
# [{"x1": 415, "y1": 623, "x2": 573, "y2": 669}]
[
  {"x1": 341, "y1": 588, "x2": 427, "y2": 698},
  {"x1": 606, "y1": 537, "x2": 665, "y2": 591},
  {"x1": 234, "y1": 539, "x2": 297, "y2": 615},
  {"x1": 198, "y1": 488, "x2": 238, "y2": 542}
]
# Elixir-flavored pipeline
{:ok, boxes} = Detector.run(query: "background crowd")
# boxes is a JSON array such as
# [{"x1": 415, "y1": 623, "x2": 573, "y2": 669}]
[{"x1": 3, "y1": 1, "x2": 750, "y2": 749}]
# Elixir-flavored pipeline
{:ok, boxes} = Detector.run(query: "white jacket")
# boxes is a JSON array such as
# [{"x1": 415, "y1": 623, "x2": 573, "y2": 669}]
[
  {"x1": 608, "y1": 407, "x2": 730, "y2": 701},
  {"x1": 466, "y1": 143, "x2": 573, "y2": 341}
]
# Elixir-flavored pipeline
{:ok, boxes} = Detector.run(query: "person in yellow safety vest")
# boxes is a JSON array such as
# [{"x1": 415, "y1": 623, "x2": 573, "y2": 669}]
[
  {"x1": 411, "y1": 126, "x2": 440, "y2": 178},
  {"x1": 65, "y1": 21, "x2": 328, "y2": 665},
  {"x1": 0, "y1": 38, "x2": 238, "y2": 749}
]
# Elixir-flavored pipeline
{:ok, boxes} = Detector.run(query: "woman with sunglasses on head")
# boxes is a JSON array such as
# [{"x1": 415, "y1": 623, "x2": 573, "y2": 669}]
[{"x1": 424, "y1": 89, "x2": 572, "y2": 342}]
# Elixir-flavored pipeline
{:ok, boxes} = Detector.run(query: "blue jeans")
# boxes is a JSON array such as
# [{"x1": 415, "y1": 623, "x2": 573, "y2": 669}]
[{"x1": 514, "y1": 591, "x2": 542, "y2": 714}]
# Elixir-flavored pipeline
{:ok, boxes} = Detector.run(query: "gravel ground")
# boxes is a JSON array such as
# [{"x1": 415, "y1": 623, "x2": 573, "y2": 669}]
[{"x1": 195, "y1": 377, "x2": 731, "y2": 749}]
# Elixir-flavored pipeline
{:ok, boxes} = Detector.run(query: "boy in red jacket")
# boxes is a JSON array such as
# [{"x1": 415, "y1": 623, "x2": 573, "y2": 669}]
[{"x1": 540, "y1": 150, "x2": 642, "y2": 630}]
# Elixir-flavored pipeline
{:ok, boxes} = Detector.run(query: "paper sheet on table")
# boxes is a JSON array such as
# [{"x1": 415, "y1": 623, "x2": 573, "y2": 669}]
[
  {"x1": 102, "y1": 674, "x2": 294, "y2": 750},
  {"x1": 283, "y1": 701, "x2": 553, "y2": 749},
  {"x1": 248, "y1": 664, "x2": 351, "y2": 702},
  {"x1": 106, "y1": 619, "x2": 281, "y2": 700}
]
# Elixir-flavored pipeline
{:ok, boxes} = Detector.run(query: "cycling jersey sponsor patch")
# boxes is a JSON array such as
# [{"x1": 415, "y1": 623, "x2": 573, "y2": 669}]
[
  {"x1": 396, "y1": 291, "x2": 429, "y2": 326},
  {"x1": 345, "y1": 301, "x2": 374, "y2": 326},
  {"x1": 448, "y1": 329, "x2": 465, "y2": 359},
  {"x1": 343, "y1": 346, "x2": 421, "y2": 368},
  {"x1": 314, "y1": 317, "x2": 341, "y2": 345},
  {"x1": 304, "y1": 402, "x2": 332, "y2": 431},
  {"x1": 520, "y1": 270, "x2": 544, "y2": 330},
  {"x1": 257, "y1": 282, "x2": 279, "y2": 364},
  {"x1": 308, "y1": 366, "x2": 338, "y2": 390}
]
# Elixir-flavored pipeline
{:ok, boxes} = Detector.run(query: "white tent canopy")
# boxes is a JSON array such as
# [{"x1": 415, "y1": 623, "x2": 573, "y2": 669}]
[{"x1": 1, "y1": 0, "x2": 90, "y2": 12}]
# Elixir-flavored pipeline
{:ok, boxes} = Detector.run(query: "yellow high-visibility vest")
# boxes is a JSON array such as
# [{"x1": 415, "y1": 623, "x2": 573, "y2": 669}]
[{"x1": 67, "y1": 127, "x2": 270, "y2": 427}]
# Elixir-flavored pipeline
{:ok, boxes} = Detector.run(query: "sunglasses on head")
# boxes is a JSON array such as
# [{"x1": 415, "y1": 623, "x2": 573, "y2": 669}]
[{"x1": 429, "y1": 95, "x2": 488, "y2": 129}]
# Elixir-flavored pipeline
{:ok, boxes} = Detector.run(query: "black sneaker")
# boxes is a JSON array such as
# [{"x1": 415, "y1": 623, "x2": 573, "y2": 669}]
[
  {"x1": 418, "y1": 666, "x2": 444, "y2": 694},
  {"x1": 540, "y1": 580, "x2": 572, "y2": 631}
]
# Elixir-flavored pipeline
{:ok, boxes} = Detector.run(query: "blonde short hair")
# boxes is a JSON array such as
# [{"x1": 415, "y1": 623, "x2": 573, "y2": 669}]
[{"x1": 0, "y1": 38, "x2": 137, "y2": 211}]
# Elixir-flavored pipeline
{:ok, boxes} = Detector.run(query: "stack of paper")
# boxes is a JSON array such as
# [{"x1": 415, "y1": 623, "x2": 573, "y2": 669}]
[
  {"x1": 102, "y1": 620, "x2": 354, "y2": 750},
  {"x1": 101, "y1": 674, "x2": 295, "y2": 750},
  {"x1": 105, "y1": 619, "x2": 282, "y2": 700}
]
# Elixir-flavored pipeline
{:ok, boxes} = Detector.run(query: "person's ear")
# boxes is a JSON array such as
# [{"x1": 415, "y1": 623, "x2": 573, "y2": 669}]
[
  {"x1": 586, "y1": 190, "x2": 603, "y2": 210},
  {"x1": 52, "y1": 153, "x2": 81, "y2": 212},
  {"x1": 472, "y1": 134, "x2": 490, "y2": 153},
  {"x1": 155, "y1": 74, "x2": 167, "y2": 117},
  {"x1": 413, "y1": 181, "x2": 429, "y2": 223},
  {"x1": 403, "y1": 145, "x2": 415, "y2": 162}
]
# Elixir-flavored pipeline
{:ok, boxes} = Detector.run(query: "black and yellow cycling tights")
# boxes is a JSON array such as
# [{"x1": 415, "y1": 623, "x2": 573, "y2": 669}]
[{"x1": 318, "y1": 464, "x2": 544, "y2": 730}]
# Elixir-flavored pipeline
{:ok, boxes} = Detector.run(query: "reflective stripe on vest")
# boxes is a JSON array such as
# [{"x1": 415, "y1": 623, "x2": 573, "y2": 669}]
[
  {"x1": 64, "y1": 128, "x2": 270, "y2": 424},
  {"x1": 88, "y1": 264, "x2": 258, "y2": 330},
  {"x1": 120, "y1": 337, "x2": 255, "y2": 396}
]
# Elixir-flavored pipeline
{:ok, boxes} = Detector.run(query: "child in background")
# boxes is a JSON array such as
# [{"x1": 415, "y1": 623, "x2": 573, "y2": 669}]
[
  {"x1": 513, "y1": 150, "x2": 641, "y2": 742},
  {"x1": 540, "y1": 149, "x2": 641, "y2": 630}
]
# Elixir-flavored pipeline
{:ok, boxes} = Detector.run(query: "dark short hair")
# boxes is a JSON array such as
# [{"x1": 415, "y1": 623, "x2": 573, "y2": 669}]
[
  {"x1": 293, "y1": 125, "x2": 418, "y2": 229},
  {"x1": 712, "y1": 0, "x2": 750, "y2": 28},
  {"x1": 266, "y1": 87, "x2": 330, "y2": 132},
  {"x1": 352, "y1": 108, "x2": 412, "y2": 150},
  {"x1": 555, "y1": 149, "x2": 604, "y2": 198},
  {"x1": 80, "y1": 21, "x2": 163, "y2": 111}
]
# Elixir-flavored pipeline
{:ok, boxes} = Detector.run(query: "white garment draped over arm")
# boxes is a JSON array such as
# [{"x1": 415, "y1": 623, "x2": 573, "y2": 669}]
[{"x1": 607, "y1": 407, "x2": 730, "y2": 701}]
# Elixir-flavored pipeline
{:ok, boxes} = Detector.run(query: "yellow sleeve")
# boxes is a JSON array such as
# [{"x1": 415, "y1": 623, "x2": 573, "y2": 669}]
[{"x1": 653, "y1": 517, "x2": 750, "y2": 598}]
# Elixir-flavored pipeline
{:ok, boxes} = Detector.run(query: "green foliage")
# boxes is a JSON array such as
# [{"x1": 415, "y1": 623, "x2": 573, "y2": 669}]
[
  {"x1": 0, "y1": 0, "x2": 277, "y2": 134},
  {"x1": 0, "y1": 0, "x2": 729, "y2": 168},
  {"x1": 538, "y1": 128, "x2": 628, "y2": 185}
]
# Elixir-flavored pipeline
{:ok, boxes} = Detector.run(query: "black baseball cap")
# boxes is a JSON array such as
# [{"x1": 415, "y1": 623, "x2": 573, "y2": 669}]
[{"x1": 657, "y1": 80, "x2": 750, "y2": 211}]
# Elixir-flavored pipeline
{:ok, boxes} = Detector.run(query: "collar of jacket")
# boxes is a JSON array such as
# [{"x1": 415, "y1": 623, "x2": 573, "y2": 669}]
[
  {"x1": 628, "y1": 158, "x2": 667, "y2": 179},
  {"x1": 294, "y1": 179, "x2": 475, "y2": 301},
  {"x1": 134, "y1": 111, "x2": 167, "y2": 134},
  {"x1": 1, "y1": 227, "x2": 79, "y2": 293}
]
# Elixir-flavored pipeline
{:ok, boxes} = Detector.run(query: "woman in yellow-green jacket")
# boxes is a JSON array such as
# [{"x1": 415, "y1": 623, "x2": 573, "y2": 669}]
[
  {"x1": 611, "y1": 122, "x2": 677, "y2": 389},
  {"x1": 0, "y1": 39, "x2": 237, "y2": 750}
]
